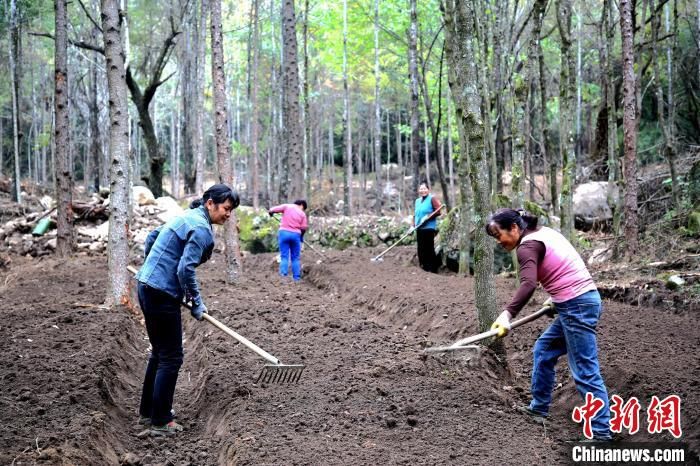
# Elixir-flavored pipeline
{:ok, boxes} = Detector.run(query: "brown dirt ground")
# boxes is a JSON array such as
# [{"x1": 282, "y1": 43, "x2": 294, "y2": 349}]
[{"x1": 0, "y1": 246, "x2": 698, "y2": 465}]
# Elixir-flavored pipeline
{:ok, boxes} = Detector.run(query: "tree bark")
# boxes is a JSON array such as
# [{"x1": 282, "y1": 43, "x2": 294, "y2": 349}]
[
  {"x1": 101, "y1": 0, "x2": 131, "y2": 307},
  {"x1": 9, "y1": 0, "x2": 22, "y2": 203},
  {"x1": 54, "y1": 0, "x2": 74, "y2": 257},
  {"x1": 250, "y1": 0, "x2": 261, "y2": 208},
  {"x1": 211, "y1": 0, "x2": 242, "y2": 283},
  {"x1": 444, "y1": 0, "x2": 498, "y2": 345},
  {"x1": 89, "y1": 26, "x2": 102, "y2": 194},
  {"x1": 342, "y1": 0, "x2": 353, "y2": 215},
  {"x1": 620, "y1": 0, "x2": 639, "y2": 255},
  {"x1": 557, "y1": 0, "x2": 576, "y2": 241},
  {"x1": 602, "y1": 0, "x2": 622, "y2": 252},
  {"x1": 195, "y1": 0, "x2": 209, "y2": 195},
  {"x1": 281, "y1": 0, "x2": 304, "y2": 199},
  {"x1": 650, "y1": 0, "x2": 679, "y2": 211},
  {"x1": 408, "y1": 0, "x2": 421, "y2": 193},
  {"x1": 373, "y1": 0, "x2": 383, "y2": 212}
]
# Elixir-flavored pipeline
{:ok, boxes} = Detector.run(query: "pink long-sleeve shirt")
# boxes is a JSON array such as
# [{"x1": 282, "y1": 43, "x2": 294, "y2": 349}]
[
  {"x1": 506, "y1": 226, "x2": 596, "y2": 317},
  {"x1": 269, "y1": 204, "x2": 308, "y2": 234}
]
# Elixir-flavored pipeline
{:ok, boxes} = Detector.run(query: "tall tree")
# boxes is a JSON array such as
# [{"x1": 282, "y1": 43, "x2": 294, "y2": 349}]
[
  {"x1": 557, "y1": 0, "x2": 576, "y2": 241},
  {"x1": 620, "y1": 0, "x2": 639, "y2": 255},
  {"x1": 444, "y1": 0, "x2": 498, "y2": 342},
  {"x1": 602, "y1": 0, "x2": 621, "y2": 250},
  {"x1": 88, "y1": 25, "x2": 102, "y2": 194},
  {"x1": 281, "y1": 0, "x2": 304, "y2": 199},
  {"x1": 9, "y1": 0, "x2": 21, "y2": 203},
  {"x1": 408, "y1": 0, "x2": 421, "y2": 193},
  {"x1": 373, "y1": 0, "x2": 383, "y2": 212},
  {"x1": 101, "y1": 0, "x2": 131, "y2": 306},
  {"x1": 195, "y1": 0, "x2": 208, "y2": 196},
  {"x1": 250, "y1": 0, "x2": 261, "y2": 208},
  {"x1": 211, "y1": 0, "x2": 242, "y2": 283},
  {"x1": 54, "y1": 0, "x2": 74, "y2": 256},
  {"x1": 125, "y1": 22, "x2": 181, "y2": 198},
  {"x1": 650, "y1": 0, "x2": 679, "y2": 211},
  {"x1": 342, "y1": 0, "x2": 353, "y2": 215}
]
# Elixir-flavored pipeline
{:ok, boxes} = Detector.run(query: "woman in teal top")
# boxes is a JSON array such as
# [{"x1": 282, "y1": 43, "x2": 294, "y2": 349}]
[{"x1": 414, "y1": 182, "x2": 442, "y2": 273}]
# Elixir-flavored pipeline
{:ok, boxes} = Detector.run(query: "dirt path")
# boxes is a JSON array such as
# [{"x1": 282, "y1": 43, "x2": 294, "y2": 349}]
[{"x1": 0, "y1": 247, "x2": 697, "y2": 465}]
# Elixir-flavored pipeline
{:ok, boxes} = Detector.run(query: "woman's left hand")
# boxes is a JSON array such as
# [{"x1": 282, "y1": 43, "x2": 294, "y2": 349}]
[{"x1": 491, "y1": 310, "x2": 512, "y2": 338}]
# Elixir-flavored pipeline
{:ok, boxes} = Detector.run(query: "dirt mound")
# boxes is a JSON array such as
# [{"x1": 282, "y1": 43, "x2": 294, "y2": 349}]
[{"x1": 0, "y1": 248, "x2": 697, "y2": 465}]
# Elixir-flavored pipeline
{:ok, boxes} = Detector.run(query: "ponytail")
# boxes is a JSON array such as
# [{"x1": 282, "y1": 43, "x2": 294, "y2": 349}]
[
  {"x1": 189, "y1": 184, "x2": 240, "y2": 210},
  {"x1": 485, "y1": 208, "x2": 539, "y2": 237}
]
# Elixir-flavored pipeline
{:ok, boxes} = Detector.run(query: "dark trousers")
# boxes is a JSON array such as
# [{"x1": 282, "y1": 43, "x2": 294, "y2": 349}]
[
  {"x1": 416, "y1": 228, "x2": 438, "y2": 273},
  {"x1": 137, "y1": 283, "x2": 183, "y2": 426}
]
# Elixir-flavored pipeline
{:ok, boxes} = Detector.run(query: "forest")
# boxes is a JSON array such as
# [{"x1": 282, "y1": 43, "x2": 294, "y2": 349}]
[{"x1": 1, "y1": 0, "x2": 699, "y2": 464}]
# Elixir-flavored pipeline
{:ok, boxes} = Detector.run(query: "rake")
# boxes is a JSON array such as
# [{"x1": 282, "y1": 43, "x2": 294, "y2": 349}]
[
  {"x1": 371, "y1": 204, "x2": 445, "y2": 262},
  {"x1": 127, "y1": 266, "x2": 305, "y2": 384},
  {"x1": 423, "y1": 299, "x2": 554, "y2": 353}
]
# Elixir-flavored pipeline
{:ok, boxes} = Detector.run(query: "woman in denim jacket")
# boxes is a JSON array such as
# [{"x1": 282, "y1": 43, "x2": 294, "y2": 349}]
[
  {"x1": 486, "y1": 208, "x2": 611, "y2": 441},
  {"x1": 135, "y1": 184, "x2": 239, "y2": 434}
]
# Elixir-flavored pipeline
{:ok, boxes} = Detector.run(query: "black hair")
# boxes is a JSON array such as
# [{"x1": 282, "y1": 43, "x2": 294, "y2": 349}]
[
  {"x1": 190, "y1": 183, "x2": 240, "y2": 209},
  {"x1": 293, "y1": 199, "x2": 308, "y2": 210},
  {"x1": 485, "y1": 208, "x2": 539, "y2": 237}
]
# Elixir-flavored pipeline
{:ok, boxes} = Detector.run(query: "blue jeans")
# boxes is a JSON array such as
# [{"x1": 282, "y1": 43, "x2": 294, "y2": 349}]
[
  {"x1": 529, "y1": 290, "x2": 611, "y2": 439},
  {"x1": 278, "y1": 230, "x2": 302, "y2": 281},
  {"x1": 138, "y1": 283, "x2": 183, "y2": 426}
]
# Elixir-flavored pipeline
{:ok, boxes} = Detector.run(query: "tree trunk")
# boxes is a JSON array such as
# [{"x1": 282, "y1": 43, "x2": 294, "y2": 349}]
[
  {"x1": 444, "y1": 0, "x2": 498, "y2": 345},
  {"x1": 54, "y1": 0, "x2": 74, "y2": 257},
  {"x1": 409, "y1": 0, "x2": 420, "y2": 193},
  {"x1": 211, "y1": 0, "x2": 242, "y2": 283},
  {"x1": 101, "y1": 0, "x2": 131, "y2": 307},
  {"x1": 9, "y1": 0, "x2": 22, "y2": 203},
  {"x1": 620, "y1": 0, "x2": 639, "y2": 255},
  {"x1": 342, "y1": 0, "x2": 353, "y2": 215},
  {"x1": 281, "y1": 0, "x2": 304, "y2": 200},
  {"x1": 650, "y1": 0, "x2": 679, "y2": 211},
  {"x1": 557, "y1": 0, "x2": 576, "y2": 242},
  {"x1": 302, "y1": 0, "x2": 311, "y2": 196},
  {"x1": 373, "y1": 0, "x2": 383, "y2": 212},
  {"x1": 195, "y1": 0, "x2": 209, "y2": 195},
  {"x1": 250, "y1": 0, "x2": 261, "y2": 208},
  {"x1": 89, "y1": 28, "x2": 102, "y2": 194},
  {"x1": 602, "y1": 0, "x2": 621, "y2": 253}
]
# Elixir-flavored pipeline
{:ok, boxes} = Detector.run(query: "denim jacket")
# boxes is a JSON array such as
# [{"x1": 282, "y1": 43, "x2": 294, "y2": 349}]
[{"x1": 136, "y1": 206, "x2": 214, "y2": 304}]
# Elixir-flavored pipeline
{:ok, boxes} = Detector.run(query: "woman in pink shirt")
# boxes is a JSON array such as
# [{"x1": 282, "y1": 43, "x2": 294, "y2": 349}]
[
  {"x1": 486, "y1": 208, "x2": 611, "y2": 441},
  {"x1": 268, "y1": 200, "x2": 308, "y2": 281}
]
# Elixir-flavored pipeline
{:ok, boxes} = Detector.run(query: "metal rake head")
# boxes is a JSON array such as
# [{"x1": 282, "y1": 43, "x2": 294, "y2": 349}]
[{"x1": 255, "y1": 364, "x2": 305, "y2": 384}]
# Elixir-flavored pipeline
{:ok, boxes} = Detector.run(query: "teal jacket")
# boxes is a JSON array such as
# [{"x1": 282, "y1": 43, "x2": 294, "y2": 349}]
[
  {"x1": 136, "y1": 206, "x2": 214, "y2": 305},
  {"x1": 414, "y1": 194, "x2": 438, "y2": 230}
]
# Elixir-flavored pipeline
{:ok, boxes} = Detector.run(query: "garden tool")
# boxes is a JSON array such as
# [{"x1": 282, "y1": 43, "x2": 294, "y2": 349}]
[
  {"x1": 423, "y1": 298, "x2": 554, "y2": 353},
  {"x1": 371, "y1": 204, "x2": 445, "y2": 262},
  {"x1": 127, "y1": 266, "x2": 305, "y2": 384}
]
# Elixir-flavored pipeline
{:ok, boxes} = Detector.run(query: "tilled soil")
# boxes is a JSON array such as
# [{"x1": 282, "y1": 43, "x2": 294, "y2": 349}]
[{"x1": 0, "y1": 247, "x2": 698, "y2": 465}]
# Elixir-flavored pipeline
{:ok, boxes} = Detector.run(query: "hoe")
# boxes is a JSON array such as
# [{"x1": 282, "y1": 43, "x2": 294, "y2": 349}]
[
  {"x1": 424, "y1": 298, "x2": 554, "y2": 353},
  {"x1": 127, "y1": 266, "x2": 305, "y2": 384},
  {"x1": 371, "y1": 204, "x2": 445, "y2": 262}
]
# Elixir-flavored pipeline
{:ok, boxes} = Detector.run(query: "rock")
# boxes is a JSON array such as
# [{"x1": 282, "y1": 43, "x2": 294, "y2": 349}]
[
  {"x1": 132, "y1": 186, "x2": 156, "y2": 206},
  {"x1": 666, "y1": 275, "x2": 685, "y2": 290},
  {"x1": 406, "y1": 417, "x2": 418, "y2": 426},
  {"x1": 155, "y1": 196, "x2": 184, "y2": 223},
  {"x1": 573, "y1": 181, "x2": 618, "y2": 230},
  {"x1": 588, "y1": 247, "x2": 611, "y2": 265}
]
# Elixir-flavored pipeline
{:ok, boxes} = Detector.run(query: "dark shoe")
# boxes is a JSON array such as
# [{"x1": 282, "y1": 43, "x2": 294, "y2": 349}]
[
  {"x1": 151, "y1": 420, "x2": 183, "y2": 435},
  {"x1": 516, "y1": 405, "x2": 547, "y2": 426}
]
